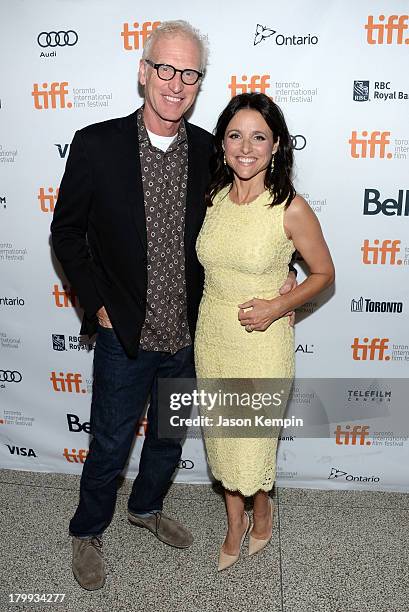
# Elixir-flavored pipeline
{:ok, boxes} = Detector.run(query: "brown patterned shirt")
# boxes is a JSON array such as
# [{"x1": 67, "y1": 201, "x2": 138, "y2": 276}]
[{"x1": 137, "y1": 108, "x2": 192, "y2": 354}]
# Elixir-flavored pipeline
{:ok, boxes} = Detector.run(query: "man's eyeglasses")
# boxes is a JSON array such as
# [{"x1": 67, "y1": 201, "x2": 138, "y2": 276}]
[{"x1": 145, "y1": 59, "x2": 203, "y2": 85}]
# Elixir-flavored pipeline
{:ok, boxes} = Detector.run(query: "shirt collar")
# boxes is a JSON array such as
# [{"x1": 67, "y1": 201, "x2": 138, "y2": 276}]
[{"x1": 137, "y1": 106, "x2": 187, "y2": 151}]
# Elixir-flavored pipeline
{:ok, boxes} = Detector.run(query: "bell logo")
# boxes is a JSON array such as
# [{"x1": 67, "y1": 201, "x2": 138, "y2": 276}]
[
  {"x1": 363, "y1": 189, "x2": 409, "y2": 217},
  {"x1": 32, "y1": 82, "x2": 72, "y2": 109},
  {"x1": 228, "y1": 75, "x2": 270, "y2": 97},
  {"x1": 53, "y1": 284, "x2": 79, "y2": 307},
  {"x1": 349, "y1": 131, "x2": 392, "y2": 159},
  {"x1": 121, "y1": 21, "x2": 160, "y2": 50},
  {"x1": 361, "y1": 239, "x2": 402, "y2": 265},
  {"x1": 63, "y1": 448, "x2": 88, "y2": 463},
  {"x1": 351, "y1": 337, "x2": 390, "y2": 361},
  {"x1": 335, "y1": 425, "x2": 371, "y2": 446},
  {"x1": 50, "y1": 371, "x2": 86, "y2": 393},
  {"x1": 365, "y1": 15, "x2": 409, "y2": 45},
  {"x1": 38, "y1": 187, "x2": 59, "y2": 212}
]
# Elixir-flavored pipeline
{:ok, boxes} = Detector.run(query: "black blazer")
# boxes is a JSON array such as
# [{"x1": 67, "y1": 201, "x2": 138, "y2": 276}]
[{"x1": 51, "y1": 110, "x2": 213, "y2": 358}]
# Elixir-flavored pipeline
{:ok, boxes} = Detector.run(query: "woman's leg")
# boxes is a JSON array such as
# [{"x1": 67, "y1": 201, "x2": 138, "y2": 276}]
[
  {"x1": 251, "y1": 490, "x2": 273, "y2": 539},
  {"x1": 222, "y1": 489, "x2": 248, "y2": 554}
]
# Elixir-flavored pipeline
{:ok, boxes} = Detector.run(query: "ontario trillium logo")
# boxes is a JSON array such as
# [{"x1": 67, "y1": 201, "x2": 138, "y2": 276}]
[{"x1": 254, "y1": 24, "x2": 276, "y2": 46}]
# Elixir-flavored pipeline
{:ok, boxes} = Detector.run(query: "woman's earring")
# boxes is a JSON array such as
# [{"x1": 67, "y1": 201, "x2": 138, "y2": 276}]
[
  {"x1": 271, "y1": 153, "x2": 275, "y2": 172},
  {"x1": 223, "y1": 152, "x2": 227, "y2": 165}
]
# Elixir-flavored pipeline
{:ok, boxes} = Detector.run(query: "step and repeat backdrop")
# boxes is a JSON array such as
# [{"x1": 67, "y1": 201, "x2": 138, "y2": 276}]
[{"x1": 1, "y1": 0, "x2": 408, "y2": 492}]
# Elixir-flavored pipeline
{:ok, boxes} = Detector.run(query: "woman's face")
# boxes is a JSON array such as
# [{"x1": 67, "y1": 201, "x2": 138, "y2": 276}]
[{"x1": 223, "y1": 108, "x2": 278, "y2": 182}]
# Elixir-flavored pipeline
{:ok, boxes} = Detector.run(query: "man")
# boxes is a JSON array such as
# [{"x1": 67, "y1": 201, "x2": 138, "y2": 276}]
[{"x1": 51, "y1": 20, "x2": 296, "y2": 590}]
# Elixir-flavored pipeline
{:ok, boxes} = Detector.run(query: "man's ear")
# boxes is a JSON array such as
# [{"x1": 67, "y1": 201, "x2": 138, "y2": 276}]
[{"x1": 138, "y1": 59, "x2": 146, "y2": 86}]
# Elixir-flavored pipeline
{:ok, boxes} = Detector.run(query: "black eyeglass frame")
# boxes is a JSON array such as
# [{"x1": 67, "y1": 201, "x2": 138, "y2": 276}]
[{"x1": 144, "y1": 59, "x2": 203, "y2": 85}]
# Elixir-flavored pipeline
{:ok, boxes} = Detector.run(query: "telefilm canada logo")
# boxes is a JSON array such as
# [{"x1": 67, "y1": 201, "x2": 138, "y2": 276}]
[
  {"x1": 328, "y1": 467, "x2": 380, "y2": 483},
  {"x1": 346, "y1": 386, "x2": 392, "y2": 403},
  {"x1": 253, "y1": 23, "x2": 318, "y2": 46}
]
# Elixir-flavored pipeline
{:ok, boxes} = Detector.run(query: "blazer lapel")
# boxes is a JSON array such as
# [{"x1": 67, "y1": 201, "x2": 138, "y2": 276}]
[
  {"x1": 120, "y1": 111, "x2": 147, "y2": 254},
  {"x1": 185, "y1": 124, "x2": 204, "y2": 252}
]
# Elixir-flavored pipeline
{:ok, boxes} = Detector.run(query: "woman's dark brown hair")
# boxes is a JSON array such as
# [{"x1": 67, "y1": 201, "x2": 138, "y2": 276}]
[{"x1": 205, "y1": 92, "x2": 296, "y2": 207}]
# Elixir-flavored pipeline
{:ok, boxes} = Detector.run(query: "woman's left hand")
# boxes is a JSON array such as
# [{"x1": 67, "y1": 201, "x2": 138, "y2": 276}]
[{"x1": 237, "y1": 297, "x2": 283, "y2": 332}]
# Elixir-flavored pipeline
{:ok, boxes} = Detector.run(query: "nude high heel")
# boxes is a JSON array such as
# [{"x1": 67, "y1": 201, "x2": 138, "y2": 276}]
[
  {"x1": 218, "y1": 511, "x2": 251, "y2": 571},
  {"x1": 248, "y1": 497, "x2": 274, "y2": 556}
]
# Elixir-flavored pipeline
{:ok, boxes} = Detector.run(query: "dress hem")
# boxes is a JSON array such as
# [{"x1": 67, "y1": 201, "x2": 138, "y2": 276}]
[{"x1": 212, "y1": 474, "x2": 275, "y2": 497}]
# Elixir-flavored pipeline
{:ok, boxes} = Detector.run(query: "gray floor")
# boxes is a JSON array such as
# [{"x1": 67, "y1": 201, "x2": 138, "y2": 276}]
[{"x1": 0, "y1": 469, "x2": 408, "y2": 612}]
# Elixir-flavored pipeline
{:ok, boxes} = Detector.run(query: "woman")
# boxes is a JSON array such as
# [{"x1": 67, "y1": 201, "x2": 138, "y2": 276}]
[{"x1": 195, "y1": 92, "x2": 335, "y2": 570}]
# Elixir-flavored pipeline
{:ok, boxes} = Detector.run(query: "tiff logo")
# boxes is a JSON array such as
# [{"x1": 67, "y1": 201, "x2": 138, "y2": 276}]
[
  {"x1": 53, "y1": 284, "x2": 79, "y2": 308},
  {"x1": 365, "y1": 15, "x2": 409, "y2": 45},
  {"x1": 63, "y1": 448, "x2": 88, "y2": 463},
  {"x1": 38, "y1": 187, "x2": 59, "y2": 212},
  {"x1": 335, "y1": 424, "x2": 371, "y2": 446},
  {"x1": 121, "y1": 21, "x2": 160, "y2": 50},
  {"x1": 361, "y1": 239, "x2": 402, "y2": 265},
  {"x1": 351, "y1": 337, "x2": 390, "y2": 361},
  {"x1": 50, "y1": 371, "x2": 86, "y2": 393},
  {"x1": 32, "y1": 82, "x2": 72, "y2": 109},
  {"x1": 228, "y1": 75, "x2": 270, "y2": 97},
  {"x1": 349, "y1": 131, "x2": 392, "y2": 159}
]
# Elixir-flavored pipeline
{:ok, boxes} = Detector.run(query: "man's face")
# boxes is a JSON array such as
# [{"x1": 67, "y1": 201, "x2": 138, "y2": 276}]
[{"x1": 139, "y1": 34, "x2": 202, "y2": 135}]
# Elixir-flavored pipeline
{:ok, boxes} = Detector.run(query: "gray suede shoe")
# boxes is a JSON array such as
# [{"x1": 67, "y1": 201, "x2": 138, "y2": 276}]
[
  {"x1": 72, "y1": 536, "x2": 106, "y2": 590},
  {"x1": 128, "y1": 511, "x2": 193, "y2": 548}
]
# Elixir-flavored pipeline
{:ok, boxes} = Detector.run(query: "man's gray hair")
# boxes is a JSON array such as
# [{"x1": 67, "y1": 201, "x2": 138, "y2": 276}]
[{"x1": 142, "y1": 20, "x2": 209, "y2": 72}]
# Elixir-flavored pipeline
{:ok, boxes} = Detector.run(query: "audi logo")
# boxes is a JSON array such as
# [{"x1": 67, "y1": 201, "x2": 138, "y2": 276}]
[
  {"x1": 290, "y1": 135, "x2": 307, "y2": 151},
  {"x1": 178, "y1": 459, "x2": 194, "y2": 469},
  {"x1": 37, "y1": 30, "x2": 78, "y2": 48},
  {"x1": 0, "y1": 370, "x2": 22, "y2": 383}
]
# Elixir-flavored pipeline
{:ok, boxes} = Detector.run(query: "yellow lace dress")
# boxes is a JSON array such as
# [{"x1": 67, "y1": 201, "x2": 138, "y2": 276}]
[{"x1": 195, "y1": 187, "x2": 295, "y2": 495}]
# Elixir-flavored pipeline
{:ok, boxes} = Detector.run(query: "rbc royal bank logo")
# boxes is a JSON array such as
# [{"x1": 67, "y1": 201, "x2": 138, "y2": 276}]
[
  {"x1": 52, "y1": 334, "x2": 66, "y2": 351},
  {"x1": 353, "y1": 81, "x2": 370, "y2": 101}
]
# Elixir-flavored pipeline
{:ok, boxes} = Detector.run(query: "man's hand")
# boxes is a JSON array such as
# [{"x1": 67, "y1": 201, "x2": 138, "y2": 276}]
[
  {"x1": 97, "y1": 306, "x2": 113, "y2": 328},
  {"x1": 238, "y1": 297, "x2": 284, "y2": 332},
  {"x1": 278, "y1": 270, "x2": 298, "y2": 327}
]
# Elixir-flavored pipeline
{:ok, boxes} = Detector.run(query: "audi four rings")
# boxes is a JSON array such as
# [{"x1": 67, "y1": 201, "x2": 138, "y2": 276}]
[
  {"x1": 0, "y1": 370, "x2": 22, "y2": 382},
  {"x1": 290, "y1": 135, "x2": 307, "y2": 150},
  {"x1": 178, "y1": 460, "x2": 194, "y2": 469},
  {"x1": 37, "y1": 30, "x2": 78, "y2": 47}
]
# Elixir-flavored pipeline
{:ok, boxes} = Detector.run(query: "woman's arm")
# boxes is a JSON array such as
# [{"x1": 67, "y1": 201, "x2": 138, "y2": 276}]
[{"x1": 238, "y1": 195, "x2": 335, "y2": 331}]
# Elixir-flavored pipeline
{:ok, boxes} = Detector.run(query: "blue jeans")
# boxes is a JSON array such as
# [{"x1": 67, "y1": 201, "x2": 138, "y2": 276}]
[{"x1": 69, "y1": 325, "x2": 195, "y2": 537}]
